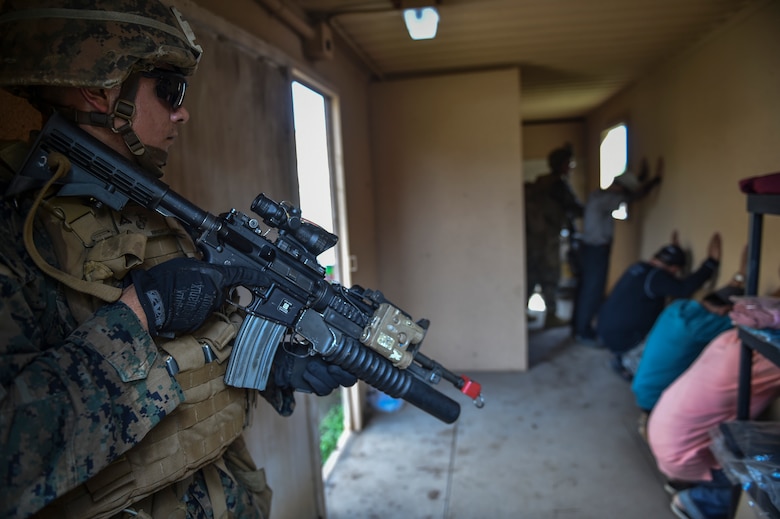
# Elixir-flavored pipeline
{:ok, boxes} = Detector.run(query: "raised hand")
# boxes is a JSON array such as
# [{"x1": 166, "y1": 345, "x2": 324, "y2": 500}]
[{"x1": 707, "y1": 232, "x2": 722, "y2": 262}]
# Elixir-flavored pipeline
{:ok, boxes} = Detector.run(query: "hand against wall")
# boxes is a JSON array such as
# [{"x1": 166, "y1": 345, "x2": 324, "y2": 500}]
[{"x1": 707, "y1": 232, "x2": 722, "y2": 262}]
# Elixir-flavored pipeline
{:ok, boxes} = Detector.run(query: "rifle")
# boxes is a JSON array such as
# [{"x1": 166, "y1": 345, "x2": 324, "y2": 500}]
[{"x1": 11, "y1": 113, "x2": 484, "y2": 424}]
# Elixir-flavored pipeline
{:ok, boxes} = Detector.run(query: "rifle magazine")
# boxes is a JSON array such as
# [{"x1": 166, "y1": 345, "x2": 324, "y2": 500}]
[{"x1": 225, "y1": 316, "x2": 287, "y2": 391}]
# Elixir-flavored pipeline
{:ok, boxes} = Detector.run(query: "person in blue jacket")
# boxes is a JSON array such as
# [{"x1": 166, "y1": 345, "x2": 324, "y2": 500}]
[{"x1": 597, "y1": 232, "x2": 721, "y2": 380}]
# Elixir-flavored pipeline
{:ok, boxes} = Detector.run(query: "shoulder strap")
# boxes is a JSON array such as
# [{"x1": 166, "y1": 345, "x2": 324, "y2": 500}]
[
  {"x1": 0, "y1": 140, "x2": 30, "y2": 184},
  {"x1": 22, "y1": 152, "x2": 122, "y2": 302}
]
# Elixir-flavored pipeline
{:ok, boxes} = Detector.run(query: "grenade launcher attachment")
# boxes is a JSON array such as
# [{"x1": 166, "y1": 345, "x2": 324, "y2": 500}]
[{"x1": 13, "y1": 112, "x2": 485, "y2": 424}]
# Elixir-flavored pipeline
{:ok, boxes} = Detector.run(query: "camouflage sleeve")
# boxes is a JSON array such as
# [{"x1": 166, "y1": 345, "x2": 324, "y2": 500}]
[{"x1": 0, "y1": 223, "x2": 185, "y2": 517}]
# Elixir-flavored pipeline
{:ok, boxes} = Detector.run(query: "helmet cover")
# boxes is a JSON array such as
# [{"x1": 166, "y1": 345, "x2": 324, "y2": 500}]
[{"x1": 0, "y1": 0, "x2": 202, "y2": 91}]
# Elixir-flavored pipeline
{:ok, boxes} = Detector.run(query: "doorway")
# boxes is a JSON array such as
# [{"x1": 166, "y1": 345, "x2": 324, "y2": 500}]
[{"x1": 290, "y1": 79, "x2": 357, "y2": 469}]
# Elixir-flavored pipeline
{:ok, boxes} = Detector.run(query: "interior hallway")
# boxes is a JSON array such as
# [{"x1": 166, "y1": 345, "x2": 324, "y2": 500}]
[{"x1": 323, "y1": 325, "x2": 676, "y2": 519}]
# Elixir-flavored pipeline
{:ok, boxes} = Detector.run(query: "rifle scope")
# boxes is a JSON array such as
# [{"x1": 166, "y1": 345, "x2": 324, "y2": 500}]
[{"x1": 251, "y1": 194, "x2": 338, "y2": 257}]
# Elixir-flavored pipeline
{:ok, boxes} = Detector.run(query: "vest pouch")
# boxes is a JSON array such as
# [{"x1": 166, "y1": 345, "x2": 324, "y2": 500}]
[
  {"x1": 84, "y1": 232, "x2": 147, "y2": 282},
  {"x1": 38, "y1": 199, "x2": 198, "y2": 324},
  {"x1": 159, "y1": 313, "x2": 240, "y2": 374},
  {"x1": 223, "y1": 436, "x2": 272, "y2": 519}
]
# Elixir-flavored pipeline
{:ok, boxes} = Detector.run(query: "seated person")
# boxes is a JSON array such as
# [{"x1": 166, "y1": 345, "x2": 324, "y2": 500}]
[
  {"x1": 647, "y1": 328, "x2": 780, "y2": 519},
  {"x1": 632, "y1": 247, "x2": 747, "y2": 414},
  {"x1": 597, "y1": 231, "x2": 721, "y2": 380}
]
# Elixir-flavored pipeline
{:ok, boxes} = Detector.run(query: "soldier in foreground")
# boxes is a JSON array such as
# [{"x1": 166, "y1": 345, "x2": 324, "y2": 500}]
[{"x1": 0, "y1": 1, "x2": 356, "y2": 517}]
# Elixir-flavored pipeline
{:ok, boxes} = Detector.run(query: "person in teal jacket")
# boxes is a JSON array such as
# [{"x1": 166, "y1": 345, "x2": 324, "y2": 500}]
[{"x1": 631, "y1": 283, "x2": 742, "y2": 413}]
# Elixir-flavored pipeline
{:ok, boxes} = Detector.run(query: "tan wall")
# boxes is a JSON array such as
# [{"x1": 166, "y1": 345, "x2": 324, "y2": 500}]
[
  {"x1": 588, "y1": 0, "x2": 780, "y2": 295},
  {"x1": 191, "y1": 0, "x2": 380, "y2": 290},
  {"x1": 369, "y1": 68, "x2": 527, "y2": 372}
]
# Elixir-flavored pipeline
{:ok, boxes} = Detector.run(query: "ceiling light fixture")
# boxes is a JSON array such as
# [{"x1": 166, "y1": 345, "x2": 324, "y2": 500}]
[{"x1": 403, "y1": 6, "x2": 439, "y2": 40}]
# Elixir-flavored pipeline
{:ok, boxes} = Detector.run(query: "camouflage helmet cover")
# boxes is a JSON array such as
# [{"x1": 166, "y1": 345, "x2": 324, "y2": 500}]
[{"x1": 0, "y1": 0, "x2": 203, "y2": 91}]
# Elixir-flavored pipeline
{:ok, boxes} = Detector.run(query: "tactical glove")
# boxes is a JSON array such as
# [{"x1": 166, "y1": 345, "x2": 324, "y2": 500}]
[
  {"x1": 130, "y1": 257, "x2": 269, "y2": 336},
  {"x1": 273, "y1": 343, "x2": 358, "y2": 397}
]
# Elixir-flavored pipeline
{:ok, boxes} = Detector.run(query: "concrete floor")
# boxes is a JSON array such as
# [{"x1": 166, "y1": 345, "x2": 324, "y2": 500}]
[{"x1": 323, "y1": 326, "x2": 677, "y2": 519}]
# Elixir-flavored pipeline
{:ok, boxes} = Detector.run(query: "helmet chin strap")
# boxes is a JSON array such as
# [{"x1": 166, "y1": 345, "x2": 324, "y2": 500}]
[
  {"x1": 143, "y1": 145, "x2": 170, "y2": 168},
  {"x1": 52, "y1": 73, "x2": 165, "y2": 178}
]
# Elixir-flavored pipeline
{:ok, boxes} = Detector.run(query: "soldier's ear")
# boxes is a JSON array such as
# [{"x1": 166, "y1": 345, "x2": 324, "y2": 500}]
[{"x1": 79, "y1": 87, "x2": 114, "y2": 113}]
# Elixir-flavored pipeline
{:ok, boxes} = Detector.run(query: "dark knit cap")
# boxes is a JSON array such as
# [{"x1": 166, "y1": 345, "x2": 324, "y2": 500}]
[{"x1": 654, "y1": 244, "x2": 686, "y2": 267}]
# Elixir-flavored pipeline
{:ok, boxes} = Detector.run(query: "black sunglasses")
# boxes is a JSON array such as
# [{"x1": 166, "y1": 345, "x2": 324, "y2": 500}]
[{"x1": 141, "y1": 69, "x2": 188, "y2": 110}]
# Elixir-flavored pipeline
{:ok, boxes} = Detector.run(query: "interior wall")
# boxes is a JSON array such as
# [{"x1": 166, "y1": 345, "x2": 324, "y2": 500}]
[
  {"x1": 588, "y1": 0, "x2": 780, "y2": 295},
  {"x1": 369, "y1": 68, "x2": 527, "y2": 372},
  {"x1": 190, "y1": 0, "x2": 380, "y2": 290}
]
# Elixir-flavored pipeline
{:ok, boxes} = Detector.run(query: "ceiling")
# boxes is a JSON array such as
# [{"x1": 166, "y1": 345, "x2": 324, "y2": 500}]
[{"x1": 287, "y1": 0, "x2": 760, "y2": 121}]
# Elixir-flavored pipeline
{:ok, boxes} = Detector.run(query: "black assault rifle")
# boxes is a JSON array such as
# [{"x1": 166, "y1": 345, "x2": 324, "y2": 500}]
[{"x1": 11, "y1": 113, "x2": 484, "y2": 424}]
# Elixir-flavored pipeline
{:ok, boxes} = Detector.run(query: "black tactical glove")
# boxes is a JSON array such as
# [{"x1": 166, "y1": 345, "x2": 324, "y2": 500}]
[
  {"x1": 273, "y1": 343, "x2": 358, "y2": 397},
  {"x1": 130, "y1": 257, "x2": 269, "y2": 336}
]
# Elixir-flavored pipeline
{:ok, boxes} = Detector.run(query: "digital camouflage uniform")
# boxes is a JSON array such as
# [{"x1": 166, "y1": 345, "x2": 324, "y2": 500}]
[
  {"x1": 0, "y1": 2, "x2": 272, "y2": 517},
  {"x1": 524, "y1": 171, "x2": 583, "y2": 316},
  {"x1": 0, "y1": 142, "x2": 270, "y2": 519}
]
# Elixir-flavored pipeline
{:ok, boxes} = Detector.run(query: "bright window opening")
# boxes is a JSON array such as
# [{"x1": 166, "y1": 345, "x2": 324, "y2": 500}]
[
  {"x1": 291, "y1": 80, "x2": 344, "y2": 466},
  {"x1": 291, "y1": 81, "x2": 337, "y2": 277},
  {"x1": 600, "y1": 123, "x2": 629, "y2": 220}
]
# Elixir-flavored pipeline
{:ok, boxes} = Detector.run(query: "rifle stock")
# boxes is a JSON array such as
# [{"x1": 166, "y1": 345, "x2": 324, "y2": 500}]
[{"x1": 12, "y1": 113, "x2": 484, "y2": 424}]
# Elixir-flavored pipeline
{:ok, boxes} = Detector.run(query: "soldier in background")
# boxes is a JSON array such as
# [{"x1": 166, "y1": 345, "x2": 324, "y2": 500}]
[
  {"x1": 525, "y1": 143, "x2": 583, "y2": 327},
  {"x1": 0, "y1": 1, "x2": 355, "y2": 517}
]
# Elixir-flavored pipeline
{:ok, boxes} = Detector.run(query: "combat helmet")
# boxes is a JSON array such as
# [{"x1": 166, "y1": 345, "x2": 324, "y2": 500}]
[{"x1": 0, "y1": 0, "x2": 203, "y2": 168}]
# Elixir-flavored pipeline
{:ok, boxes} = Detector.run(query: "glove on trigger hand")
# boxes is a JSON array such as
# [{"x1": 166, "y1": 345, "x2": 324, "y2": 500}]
[
  {"x1": 130, "y1": 257, "x2": 270, "y2": 336},
  {"x1": 274, "y1": 345, "x2": 358, "y2": 397}
]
